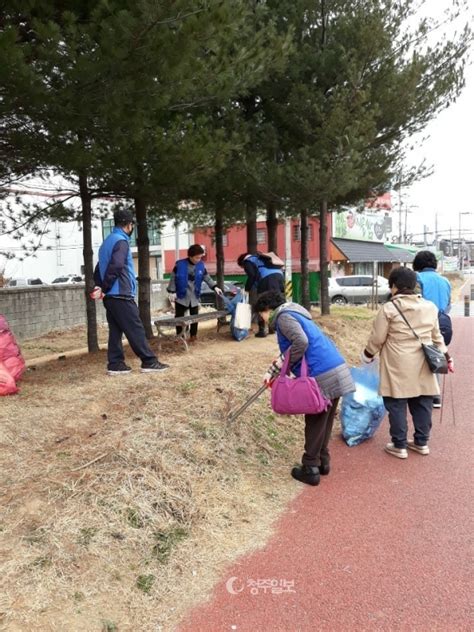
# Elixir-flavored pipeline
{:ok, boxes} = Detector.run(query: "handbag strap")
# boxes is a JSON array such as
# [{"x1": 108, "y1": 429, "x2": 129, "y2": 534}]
[
  {"x1": 391, "y1": 300, "x2": 421, "y2": 343},
  {"x1": 280, "y1": 349, "x2": 308, "y2": 377}
]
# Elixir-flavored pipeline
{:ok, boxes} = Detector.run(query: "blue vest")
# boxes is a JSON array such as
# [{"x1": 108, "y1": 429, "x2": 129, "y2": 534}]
[
  {"x1": 276, "y1": 310, "x2": 345, "y2": 377},
  {"x1": 416, "y1": 268, "x2": 451, "y2": 312},
  {"x1": 98, "y1": 227, "x2": 136, "y2": 297},
  {"x1": 176, "y1": 259, "x2": 205, "y2": 299},
  {"x1": 247, "y1": 255, "x2": 283, "y2": 286}
]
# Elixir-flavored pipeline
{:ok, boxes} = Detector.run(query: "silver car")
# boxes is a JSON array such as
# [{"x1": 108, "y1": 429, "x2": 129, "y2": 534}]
[{"x1": 329, "y1": 275, "x2": 391, "y2": 305}]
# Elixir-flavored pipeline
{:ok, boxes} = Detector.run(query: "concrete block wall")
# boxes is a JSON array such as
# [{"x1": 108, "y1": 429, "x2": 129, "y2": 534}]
[{"x1": 0, "y1": 282, "x2": 168, "y2": 340}]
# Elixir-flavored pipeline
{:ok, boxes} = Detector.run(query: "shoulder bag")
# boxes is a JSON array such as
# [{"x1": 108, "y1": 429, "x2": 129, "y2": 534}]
[{"x1": 391, "y1": 300, "x2": 448, "y2": 374}]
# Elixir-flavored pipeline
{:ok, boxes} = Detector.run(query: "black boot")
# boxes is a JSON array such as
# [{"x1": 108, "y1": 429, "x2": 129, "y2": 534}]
[
  {"x1": 291, "y1": 464, "x2": 320, "y2": 486},
  {"x1": 255, "y1": 329, "x2": 267, "y2": 338},
  {"x1": 319, "y1": 458, "x2": 330, "y2": 476}
]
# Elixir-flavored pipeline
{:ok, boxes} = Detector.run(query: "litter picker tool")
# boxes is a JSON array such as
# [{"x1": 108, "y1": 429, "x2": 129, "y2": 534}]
[{"x1": 227, "y1": 384, "x2": 268, "y2": 423}]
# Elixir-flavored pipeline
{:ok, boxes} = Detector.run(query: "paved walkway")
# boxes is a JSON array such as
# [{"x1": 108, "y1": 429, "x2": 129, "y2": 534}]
[{"x1": 178, "y1": 317, "x2": 473, "y2": 632}]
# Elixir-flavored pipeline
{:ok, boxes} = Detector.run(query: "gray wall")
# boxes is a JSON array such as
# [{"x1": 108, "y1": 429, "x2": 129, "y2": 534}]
[{"x1": 0, "y1": 282, "x2": 168, "y2": 340}]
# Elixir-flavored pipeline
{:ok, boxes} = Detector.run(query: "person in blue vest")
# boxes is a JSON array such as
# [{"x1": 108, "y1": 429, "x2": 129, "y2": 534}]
[
  {"x1": 237, "y1": 252, "x2": 285, "y2": 337},
  {"x1": 92, "y1": 208, "x2": 169, "y2": 375},
  {"x1": 413, "y1": 250, "x2": 452, "y2": 409},
  {"x1": 256, "y1": 290, "x2": 355, "y2": 486},
  {"x1": 167, "y1": 244, "x2": 223, "y2": 343}
]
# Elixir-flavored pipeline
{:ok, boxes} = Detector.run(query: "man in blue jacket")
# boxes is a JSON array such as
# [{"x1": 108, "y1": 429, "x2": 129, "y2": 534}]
[
  {"x1": 413, "y1": 250, "x2": 452, "y2": 408},
  {"x1": 93, "y1": 209, "x2": 169, "y2": 375}
]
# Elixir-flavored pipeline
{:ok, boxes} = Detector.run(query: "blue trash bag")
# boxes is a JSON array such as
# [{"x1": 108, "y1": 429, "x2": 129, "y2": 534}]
[
  {"x1": 340, "y1": 364, "x2": 387, "y2": 447},
  {"x1": 222, "y1": 292, "x2": 249, "y2": 342}
]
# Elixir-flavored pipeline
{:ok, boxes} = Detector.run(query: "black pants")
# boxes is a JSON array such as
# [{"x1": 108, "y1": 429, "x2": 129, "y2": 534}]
[
  {"x1": 383, "y1": 396, "x2": 433, "y2": 448},
  {"x1": 255, "y1": 274, "x2": 285, "y2": 332},
  {"x1": 303, "y1": 398, "x2": 340, "y2": 467},
  {"x1": 175, "y1": 303, "x2": 199, "y2": 337},
  {"x1": 104, "y1": 297, "x2": 157, "y2": 369}
]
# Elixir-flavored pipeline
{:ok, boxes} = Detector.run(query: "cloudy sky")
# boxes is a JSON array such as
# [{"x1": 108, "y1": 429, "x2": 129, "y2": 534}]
[{"x1": 403, "y1": 0, "x2": 474, "y2": 243}]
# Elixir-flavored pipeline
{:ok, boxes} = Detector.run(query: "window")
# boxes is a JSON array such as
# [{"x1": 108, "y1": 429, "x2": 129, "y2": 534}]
[
  {"x1": 212, "y1": 232, "x2": 228, "y2": 247},
  {"x1": 336, "y1": 277, "x2": 360, "y2": 287},
  {"x1": 359, "y1": 277, "x2": 375, "y2": 287},
  {"x1": 293, "y1": 223, "x2": 314, "y2": 241},
  {"x1": 257, "y1": 228, "x2": 266, "y2": 244},
  {"x1": 102, "y1": 218, "x2": 161, "y2": 247}
]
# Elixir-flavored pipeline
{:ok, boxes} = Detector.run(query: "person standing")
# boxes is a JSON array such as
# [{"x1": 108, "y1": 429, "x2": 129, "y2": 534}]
[
  {"x1": 167, "y1": 245, "x2": 223, "y2": 343},
  {"x1": 237, "y1": 252, "x2": 285, "y2": 337},
  {"x1": 412, "y1": 250, "x2": 452, "y2": 408},
  {"x1": 92, "y1": 209, "x2": 169, "y2": 375},
  {"x1": 362, "y1": 267, "x2": 453, "y2": 459},
  {"x1": 256, "y1": 291, "x2": 355, "y2": 486}
]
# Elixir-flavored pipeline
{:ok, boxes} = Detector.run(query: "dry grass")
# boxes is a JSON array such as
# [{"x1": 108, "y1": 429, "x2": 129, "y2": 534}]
[{"x1": 0, "y1": 308, "x2": 374, "y2": 631}]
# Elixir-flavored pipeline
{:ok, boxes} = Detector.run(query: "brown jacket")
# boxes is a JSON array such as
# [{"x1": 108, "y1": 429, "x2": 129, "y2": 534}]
[{"x1": 366, "y1": 294, "x2": 447, "y2": 398}]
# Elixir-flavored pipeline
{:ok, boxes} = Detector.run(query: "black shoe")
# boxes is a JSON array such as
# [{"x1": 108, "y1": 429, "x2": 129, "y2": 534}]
[
  {"x1": 291, "y1": 464, "x2": 320, "y2": 486},
  {"x1": 107, "y1": 362, "x2": 132, "y2": 376},
  {"x1": 255, "y1": 331, "x2": 268, "y2": 338},
  {"x1": 319, "y1": 462, "x2": 330, "y2": 476},
  {"x1": 433, "y1": 396, "x2": 441, "y2": 409},
  {"x1": 140, "y1": 361, "x2": 170, "y2": 373}
]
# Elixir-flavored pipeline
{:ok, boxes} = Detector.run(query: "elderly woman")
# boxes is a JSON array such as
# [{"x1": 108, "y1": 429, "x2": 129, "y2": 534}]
[
  {"x1": 362, "y1": 267, "x2": 454, "y2": 459},
  {"x1": 256, "y1": 291, "x2": 355, "y2": 486}
]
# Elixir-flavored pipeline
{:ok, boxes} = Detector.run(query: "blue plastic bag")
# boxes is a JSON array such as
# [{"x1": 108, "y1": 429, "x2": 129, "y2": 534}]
[
  {"x1": 340, "y1": 364, "x2": 386, "y2": 447},
  {"x1": 222, "y1": 292, "x2": 249, "y2": 342}
]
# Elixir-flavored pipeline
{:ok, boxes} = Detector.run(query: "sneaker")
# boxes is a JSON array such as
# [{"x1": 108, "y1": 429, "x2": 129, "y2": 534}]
[
  {"x1": 140, "y1": 361, "x2": 170, "y2": 373},
  {"x1": 291, "y1": 464, "x2": 320, "y2": 486},
  {"x1": 384, "y1": 442, "x2": 408, "y2": 459},
  {"x1": 107, "y1": 363, "x2": 132, "y2": 376},
  {"x1": 407, "y1": 441, "x2": 430, "y2": 455},
  {"x1": 433, "y1": 397, "x2": 441, "y2": 409}
]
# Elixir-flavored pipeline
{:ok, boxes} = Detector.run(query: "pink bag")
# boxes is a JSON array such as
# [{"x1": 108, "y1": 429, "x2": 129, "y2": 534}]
[{"x1": 271, "y1": 351, "x2": 331, "y2": 415}]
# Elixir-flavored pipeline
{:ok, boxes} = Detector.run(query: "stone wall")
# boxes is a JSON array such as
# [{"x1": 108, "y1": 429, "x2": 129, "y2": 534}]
[{"x1": 0, "y1": 282, "x2": 168, "y2": 340}]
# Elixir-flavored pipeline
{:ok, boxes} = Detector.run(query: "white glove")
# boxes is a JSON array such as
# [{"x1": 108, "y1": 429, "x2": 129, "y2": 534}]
[
  {"x1": 90, "y1": 286, "x2": 104, "y2": 300},
  {"x1": 263, "y1": 356, "x2": 284, "y2": 387},
  {"x1": 214, "y1": 287, "x2": 224, "y2": 296},
  {"x1": 168, "y1": 293, "x2": 176, "y2": 304},
  {"x1": 360, "y1": 350, "x2": 375, "y2": 364}
]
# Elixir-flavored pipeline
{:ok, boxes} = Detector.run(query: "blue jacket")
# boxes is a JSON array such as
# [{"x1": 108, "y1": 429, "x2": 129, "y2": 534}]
[
  {"x1": 416, "y1": 268, "x2": 451, "y2": 312},
  {"x1": 245, "y1": 255, "x2": 283, "y2": 290},
  {"x1": 276, "y1": 309, "x2": 345, "y2": 377},
  {"x1": 175, "y1": 259, "x2": 205, "y2": 299},
  {"x1": 95, "y1": 227, "x2": 137, "y2": 298}
]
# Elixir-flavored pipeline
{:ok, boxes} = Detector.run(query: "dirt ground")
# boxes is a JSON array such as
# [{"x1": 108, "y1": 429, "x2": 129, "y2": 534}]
[{"x1": 0, "y1": 307, "x2": 374, "y2": 631}]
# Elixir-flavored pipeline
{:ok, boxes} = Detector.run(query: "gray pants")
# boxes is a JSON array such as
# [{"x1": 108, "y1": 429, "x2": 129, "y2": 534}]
[{"x1": 383, "y1": 396, "x2": 433, "y2": 449}]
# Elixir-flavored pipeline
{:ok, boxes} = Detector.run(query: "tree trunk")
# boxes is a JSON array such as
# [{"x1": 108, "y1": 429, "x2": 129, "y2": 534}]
[
  {"x1": 300, "y1": 209, "x2": 310, "y2": 311},
  {"x1": 319, "y1": 199, "x2": 330, "y2": 315},
  {"x1": 215, "y1": 207, "x2": 225, "y2": 313},
  {"x1": 78, "y1": 172, "x2": 99, "y2": 353},
  {"x1": 266, "y1": 201, "x2": 278, "y2": 253},
  {"x1": 134, "y1": 195, "x2": 153, "y2": 339},
  {"x1": 246, "y1": 201, "x2": 258, "y2": 254}
]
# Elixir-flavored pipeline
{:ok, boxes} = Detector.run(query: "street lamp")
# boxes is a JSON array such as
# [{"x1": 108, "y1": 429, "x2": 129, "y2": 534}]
[{"x1": 458, "y1": 212, "x2": 472, "y2": 271}]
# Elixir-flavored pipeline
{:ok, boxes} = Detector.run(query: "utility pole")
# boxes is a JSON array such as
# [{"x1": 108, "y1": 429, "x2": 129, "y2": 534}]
[
  {"x1": 398, "y1": 187, "x2": 402, "y2": 243},
  {"x1": 175, "y1": 221, "x2": 180, "y2": 261},
  {"x1": 423, "y1": 225, "x2": 428, "y2": 247}
]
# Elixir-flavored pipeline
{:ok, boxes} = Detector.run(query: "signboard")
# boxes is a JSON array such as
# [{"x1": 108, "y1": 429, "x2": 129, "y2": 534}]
[
  {"x1": 442, "y1": 256, "x2": 458, "y2": 272},
  {"x1": 334, "y1": 209, "x2": 394, "y2": 243}
]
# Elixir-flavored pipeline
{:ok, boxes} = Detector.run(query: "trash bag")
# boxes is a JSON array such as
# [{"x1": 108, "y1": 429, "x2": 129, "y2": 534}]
[
  {"x1": 222, "y1": 292, "x2": 250, "y2": 342},
  {"x1": 340, "y1": 364, "x2": 386, "y2": 447},
  {"x1": 0, "y1": 315, "x2": 25, "y2": 396}
]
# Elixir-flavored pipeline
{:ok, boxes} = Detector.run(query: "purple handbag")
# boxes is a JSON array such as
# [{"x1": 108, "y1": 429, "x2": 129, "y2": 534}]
[{"x1": 271, "y1": 351, "x2": 331, "y2": 415}]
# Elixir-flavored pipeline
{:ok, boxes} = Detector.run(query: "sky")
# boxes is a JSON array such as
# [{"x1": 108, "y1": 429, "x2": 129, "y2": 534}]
[{"x1": 402, "y1": 0, "x2": 474, "y2": 243}]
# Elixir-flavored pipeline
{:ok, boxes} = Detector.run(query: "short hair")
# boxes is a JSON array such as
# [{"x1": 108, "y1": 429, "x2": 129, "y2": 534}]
[
  {"x1": 413, "y1": 250, "x2": 438, "y2": 271},
  {"x1": 388, "y1": 267, "x2": 417, "y2": 291},
  {"x1": 113, "y1": 208, "x2": 135, "y2": 226},
  {"x1": 237, "y1": 253, "x2": 249, "y2": 267},
  {"x1": 187, "y1": 244, "x2": 205, "y2": 257},
  {"x1": 254, "y1": 291, "x2": 286, "y2": 312}
]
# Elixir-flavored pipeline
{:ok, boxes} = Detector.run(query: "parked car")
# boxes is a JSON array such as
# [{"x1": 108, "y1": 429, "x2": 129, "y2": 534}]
[
  {"x1": 329, "y1": 275, "x2": 391, "y2": 305},
  {"x1": 51, "y1": 275, "x2": 84, "y2": 285},
  {"x1": 200, "y1": 281, "x2": 240, "y2": 307},
  {"x1": 6, "y1": 277, "x2": 44, "y2": 287}
]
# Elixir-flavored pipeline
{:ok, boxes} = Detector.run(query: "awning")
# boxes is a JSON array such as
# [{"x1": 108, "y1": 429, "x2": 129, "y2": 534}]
[{"x1": 331, "y1": 238, "x2": 414, "y2": 263}]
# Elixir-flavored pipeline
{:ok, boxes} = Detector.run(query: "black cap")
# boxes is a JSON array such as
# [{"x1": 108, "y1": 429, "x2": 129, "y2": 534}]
[{"x1": 113, "y1": 208, "x2": 135, "y2": 225}]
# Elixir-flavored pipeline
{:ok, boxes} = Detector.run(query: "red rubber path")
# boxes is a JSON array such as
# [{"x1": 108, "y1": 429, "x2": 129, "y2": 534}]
[{"x1": 179, "y1": 318, "x2": 473, "y2": 632}]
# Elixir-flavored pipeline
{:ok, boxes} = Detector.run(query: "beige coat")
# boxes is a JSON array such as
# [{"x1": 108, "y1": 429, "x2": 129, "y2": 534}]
[{"x1": 366, "y1": 294, "x2": 447, "y2": 398}]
